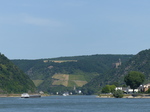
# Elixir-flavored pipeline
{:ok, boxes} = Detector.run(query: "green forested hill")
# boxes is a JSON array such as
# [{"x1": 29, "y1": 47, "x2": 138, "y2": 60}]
[
  {"x1": 82, "y1": 49, "x2": 150, "y2": 94},
  {"x1": 12, "y1": 54, "x2": 133, "y2": 94},
  {"x1": 0, "y1": 53, "x2": 36, "y2": 93},
  {"x1": 110, "y1": 49, "x2": 150, "y2": 83}
]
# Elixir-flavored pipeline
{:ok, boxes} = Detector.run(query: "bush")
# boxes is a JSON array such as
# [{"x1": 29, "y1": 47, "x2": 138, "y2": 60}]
[
  {"x1": 113, "y1": 90, "x2": 124, "y2": 98},
  {"x1": 101, "y1": 85, "x2": 116, "y2": 93}
]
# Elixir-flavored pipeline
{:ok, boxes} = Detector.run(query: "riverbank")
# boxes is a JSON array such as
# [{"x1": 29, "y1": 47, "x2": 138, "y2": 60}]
[
  {"x1": 97, "y1": 94, "x2": 150, "y2": 98},
  {"x1": 0, "y1": 93, "x2": 50, "y2": 97}
]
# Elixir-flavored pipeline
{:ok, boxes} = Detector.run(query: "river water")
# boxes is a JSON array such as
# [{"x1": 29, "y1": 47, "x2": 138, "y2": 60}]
[{"x1": 0, "y1": 95, "x2": 150, "y2": 112}]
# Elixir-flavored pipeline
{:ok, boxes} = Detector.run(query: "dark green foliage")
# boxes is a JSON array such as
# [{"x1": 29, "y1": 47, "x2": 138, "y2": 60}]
[
  {"x1": 124, "y1": 71, "x2": 145, "y2": 92},
  {"x1": 11, "y1": 60, "x2": 41, "y2": 72},
  {"x1": 12, "y1": 54, "x2": 133, "y2": 94},
  {"x1": 111, "y1": 82, "x2": 120, "y2": 87},
  {"x1": 84, "y1": 49, "x2": 150, "y2": 94},
  {"x1": 10, "y1": 49, "x2": 150, "y2": 95},
  {"x1": 12, "y1": 54, "x2": 133, "y2": 78},
  {"x1": 101, "y1": 85, "x2": 110, "y2": 93},
  {"x1": 81, "y1": 86, "x2": 97, "y2": 95},
  {"x1": 101, "y1": 85, "x2": 116, "y2": 93},
  {"x1": 113, "y1": 90, "x2": 124, "y2": 98},
  {"x1": 0, "y1": 53, "x2": 36, "y2": 93},
  {"x1": 110, "y1": 49, "x2": 150, "y2": 84}
]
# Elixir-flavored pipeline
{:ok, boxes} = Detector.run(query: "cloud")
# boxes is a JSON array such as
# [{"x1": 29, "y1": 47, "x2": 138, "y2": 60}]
[
  {"x1": 0, "y1": 14, "x2": 63, "y2": 27},
  {"x1": 22, "y1": 14, "x2": 63, "y2": 27}
]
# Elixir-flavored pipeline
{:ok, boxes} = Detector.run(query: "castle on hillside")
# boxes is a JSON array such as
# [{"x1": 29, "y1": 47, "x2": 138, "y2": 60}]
[{"x1": 113, "y1": 59, "x2": 121, "y2": 68}]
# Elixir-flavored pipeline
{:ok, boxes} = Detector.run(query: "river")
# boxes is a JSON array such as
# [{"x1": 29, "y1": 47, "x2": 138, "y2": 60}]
[{"x1": 0, "y1": 95, "x2": 150, "y2": 112}]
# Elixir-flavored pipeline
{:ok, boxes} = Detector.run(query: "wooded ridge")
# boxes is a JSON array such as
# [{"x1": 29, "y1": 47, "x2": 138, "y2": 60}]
[
  {"x1": 2, "y1": 49, "x2": 150, "y2": 95},
  {"x1": 0, "y1": 53, "x2": 36, "y2": 93},
  {"x1": 12, "y1": 54, "x2": 133, "y2": 94}
]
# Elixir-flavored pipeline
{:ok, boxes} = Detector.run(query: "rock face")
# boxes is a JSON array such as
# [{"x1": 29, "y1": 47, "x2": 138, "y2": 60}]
[{"x1": 0, "y1": 53, "x2": 36, "y2": 93}]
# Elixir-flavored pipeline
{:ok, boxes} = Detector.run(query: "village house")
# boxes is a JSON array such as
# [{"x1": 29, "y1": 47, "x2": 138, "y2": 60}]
[
  {"x1": 115, "y1": 87, "x2": 138, "y2": 93},
  {"x1": 143, "y1": 83, "x2": 150, "y2": 92},
  {"x1": 115, "y1": 86, "x2": 141, "y2": 93},
  {"x1": 116, "y1": 83, "x2": 150, "y2": 93}
]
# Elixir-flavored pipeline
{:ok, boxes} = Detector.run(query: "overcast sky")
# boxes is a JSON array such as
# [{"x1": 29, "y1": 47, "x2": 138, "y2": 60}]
[{"x1": 0, "y1": 0, "x2": 150, "y2": 59}]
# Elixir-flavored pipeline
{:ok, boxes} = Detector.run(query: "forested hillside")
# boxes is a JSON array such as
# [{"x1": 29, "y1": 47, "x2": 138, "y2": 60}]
[
  {"x1": 12, "y1": 54, "x2": 133, "y2": 94},
  {"x1": 0, "y1": 53, "x2": 36, "y2": 93},
  {"x1": 83, "y1": 49, "x2": 150, "y2": 94},
  {"x1": 109, "y1": 49, "x2": 150, "y2": 84}
]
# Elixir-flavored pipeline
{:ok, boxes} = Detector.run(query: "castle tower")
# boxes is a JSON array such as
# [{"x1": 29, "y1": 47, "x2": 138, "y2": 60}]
[{"x1": 115, "y1": 58, "x2": 121, "y2": 68}]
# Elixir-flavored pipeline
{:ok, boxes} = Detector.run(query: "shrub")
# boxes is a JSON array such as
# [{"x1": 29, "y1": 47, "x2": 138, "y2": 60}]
[
  {"x1": 113, "y1": 90, "x2": 124, "y2": 98},
  {"x1": 101, "y1": 85, "x2": 116, "y2": 93}
]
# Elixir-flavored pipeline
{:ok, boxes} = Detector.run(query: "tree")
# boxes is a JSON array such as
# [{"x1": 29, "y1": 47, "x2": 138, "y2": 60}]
[
  {"x1": 124, "y1": 71, "x2": 145, "y2": 93},
  {"x1": 109, "y1": 85, "x2": 116, "y2": 93},
  {"x1": 101, "y1": 85, "x2": 110, "y2": 93},
  {"x1": 101, "y1": 85, "x2": 116, "y2": 93},
  {"x1": 113, "y1": 90, "x2": 124, "y2": 98}
]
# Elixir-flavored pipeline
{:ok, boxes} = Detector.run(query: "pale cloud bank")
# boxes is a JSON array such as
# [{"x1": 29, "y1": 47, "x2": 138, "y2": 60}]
[
  {"x1": 0, "y1": 14, "x2": 63, "y2": 27},
  {"x1": 23, "y1": 14, "x2": 63, "y2": 27}
]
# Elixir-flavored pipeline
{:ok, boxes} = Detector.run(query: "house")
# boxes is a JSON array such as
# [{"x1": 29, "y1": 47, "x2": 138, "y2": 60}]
[
  {"x1": 143, "y1": 83, "x2": 150, "y2": 92},
  {"x1": 115, "y1": 87, "x2": 139, "y2": 93}
]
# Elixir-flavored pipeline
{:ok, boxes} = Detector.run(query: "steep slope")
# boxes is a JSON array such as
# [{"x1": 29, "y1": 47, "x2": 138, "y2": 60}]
[
  {"x1": 0, "y1": 53, "x2": 36, "y2": 93},
  {"x1": 12, "y1": 54, "x2": 133, "y2": 93},
  {"x1": 109, "y1": 49, "x2": 150, "y2": 84},
  {"x1": 83, "y1": 49, "x2": 150, "y2": 94}
]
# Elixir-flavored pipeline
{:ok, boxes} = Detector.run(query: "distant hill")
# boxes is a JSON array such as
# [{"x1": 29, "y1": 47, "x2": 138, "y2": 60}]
[
  {"x1": 0, "y1": 53, "x2": 36, "y2": 93},
  {"x1": 12, "y1": 54, "x2": 133, "y2": 94},
  {"x1": 82, "y1": 49, "x2": 150, "y2": 94},
  {"x1": 109, "y1": 49, "x2": 150, "y2": 84}
]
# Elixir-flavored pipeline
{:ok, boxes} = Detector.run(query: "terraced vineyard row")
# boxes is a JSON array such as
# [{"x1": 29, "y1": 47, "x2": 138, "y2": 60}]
[{"x1": 52, "y1": 74, "x2": 87, "y2": 87}]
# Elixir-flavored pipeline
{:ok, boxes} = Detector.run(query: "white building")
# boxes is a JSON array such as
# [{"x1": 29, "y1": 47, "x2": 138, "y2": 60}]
[{"x1": 115, "y1": 87, "x2": 139, "y2": 93}]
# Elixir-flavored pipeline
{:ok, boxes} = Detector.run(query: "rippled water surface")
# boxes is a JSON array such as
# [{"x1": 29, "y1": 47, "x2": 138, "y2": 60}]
[{"x1": 0, "y1": 95, "x2": 150, "y2": 112}]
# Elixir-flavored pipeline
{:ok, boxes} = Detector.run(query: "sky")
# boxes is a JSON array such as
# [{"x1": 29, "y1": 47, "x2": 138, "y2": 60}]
[{"x1": 0, "y1": 0, "x2": 150, "y2": 59}]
